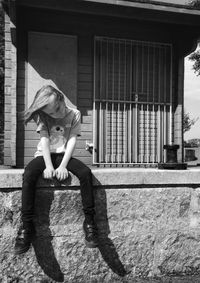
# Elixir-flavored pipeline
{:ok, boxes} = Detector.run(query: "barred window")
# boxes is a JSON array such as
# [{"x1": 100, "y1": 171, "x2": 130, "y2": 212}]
[{"x1": 93, "y1": 37, "x2": 173, "y2": 166}]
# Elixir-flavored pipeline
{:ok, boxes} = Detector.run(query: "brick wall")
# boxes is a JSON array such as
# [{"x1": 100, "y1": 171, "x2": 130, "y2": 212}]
[
  {"x1": 4, "y1": 6, "x2": 15, "y2": 166},
  {"x1": 0, "y1": 4, "x2": 4, "y2": 165}
]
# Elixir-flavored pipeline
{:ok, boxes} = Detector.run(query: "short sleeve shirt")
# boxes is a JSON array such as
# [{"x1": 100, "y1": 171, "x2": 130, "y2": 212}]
[{"x1": 34, "y1": 108, "x2": 81, "y2": 157}]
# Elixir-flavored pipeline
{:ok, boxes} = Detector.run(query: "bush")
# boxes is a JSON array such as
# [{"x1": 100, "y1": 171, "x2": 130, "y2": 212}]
[{"x1": 189, "y1": 0, "x2": 200, "y2": 9}]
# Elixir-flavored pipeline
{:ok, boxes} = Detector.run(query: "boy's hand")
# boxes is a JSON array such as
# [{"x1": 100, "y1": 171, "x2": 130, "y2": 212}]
[
  {"x1": 55, "y1": 166, "x2": 69, "y2": 181},
  {"x1": 43, "y1": 167, "x2": 55, "y2": 179}
]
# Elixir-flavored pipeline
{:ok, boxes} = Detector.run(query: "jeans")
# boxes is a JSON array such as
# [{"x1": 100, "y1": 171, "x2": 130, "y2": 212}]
[{"x1": 21, "y1": 154, "x2": 95, "y2": 226}]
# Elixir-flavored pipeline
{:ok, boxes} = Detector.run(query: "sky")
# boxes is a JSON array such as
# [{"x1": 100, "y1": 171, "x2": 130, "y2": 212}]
[{"x1": 184, "y1": 44, "x2": 200, "y2": 141}]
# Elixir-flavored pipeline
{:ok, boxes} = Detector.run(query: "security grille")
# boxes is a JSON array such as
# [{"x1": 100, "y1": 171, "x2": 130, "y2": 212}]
[{"x1": 93, "y1": 36, "x2": 173, "y2": 165}]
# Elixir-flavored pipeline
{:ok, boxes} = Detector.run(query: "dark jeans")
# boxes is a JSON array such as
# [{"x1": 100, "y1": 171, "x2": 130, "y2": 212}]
[{"x1": 21, "y1": 154, "x2": 95, "y2": 226}]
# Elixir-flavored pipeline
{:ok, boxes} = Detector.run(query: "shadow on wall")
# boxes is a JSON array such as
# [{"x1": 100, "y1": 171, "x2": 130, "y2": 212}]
[
  {"x1": 29, "y1": 175, "x2": 128, "y2": 281},
  {"x1": 32, "y1": 180, "x2": 65, "y2": 282},
  {"x1": 27, "y1": 33, "x2": 78, "y2": 109},
  {"x1": 93, "y1": 175, "x2": 129, "y2": 277}
]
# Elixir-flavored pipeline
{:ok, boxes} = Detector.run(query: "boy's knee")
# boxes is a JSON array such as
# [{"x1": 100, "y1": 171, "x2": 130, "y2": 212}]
[
  {"x1": 23, "y1": 169, "x2": 31, "y2": 180},
  {"x1": 84, "y1": 166, "x2": 92, "y2": 176},
  {"x1": 23, "y1": 169, "x2": 40, "y2": 183},
  {"x1": 80, "y1": 166, "x2": 92, "y2": 179}
]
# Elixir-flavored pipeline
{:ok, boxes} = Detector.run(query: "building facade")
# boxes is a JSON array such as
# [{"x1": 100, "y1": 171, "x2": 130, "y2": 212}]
[{"x1": 3, "y1": 0, "x2": 200, "y2": 168}]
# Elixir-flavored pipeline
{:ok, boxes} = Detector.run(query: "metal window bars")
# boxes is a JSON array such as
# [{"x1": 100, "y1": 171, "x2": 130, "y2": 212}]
[{"x1": 93, "y1": 36, "x2": 173, "y2": 166}]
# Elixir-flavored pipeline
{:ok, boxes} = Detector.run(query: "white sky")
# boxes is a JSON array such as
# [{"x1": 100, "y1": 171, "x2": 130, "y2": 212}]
[{"x1": 184, "y1": 44, "x2": 200, "y2": 141}]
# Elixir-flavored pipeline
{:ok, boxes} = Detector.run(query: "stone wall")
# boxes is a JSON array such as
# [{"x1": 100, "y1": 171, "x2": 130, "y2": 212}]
[{"x1": 1, "y1": 169, "x2": 200, "y2": 282}]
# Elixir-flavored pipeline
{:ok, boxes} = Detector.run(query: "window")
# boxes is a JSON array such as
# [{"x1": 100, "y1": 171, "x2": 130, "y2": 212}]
[{"x1": 94, "y1": 37, "x2": 173, "y2": 166}]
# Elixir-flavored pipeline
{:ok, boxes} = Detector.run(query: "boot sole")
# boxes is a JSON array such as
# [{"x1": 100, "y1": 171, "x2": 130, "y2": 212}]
[
  {"x1": 85, "y1": 239, "x2": 98, "y2": 248},
  {"x1": 14, "y1": 244, "x2": 31, "y2": 255}
]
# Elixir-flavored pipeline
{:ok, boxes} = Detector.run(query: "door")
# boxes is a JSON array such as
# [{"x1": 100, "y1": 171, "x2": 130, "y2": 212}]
[{"x1": 24, "y1": 32, "x2": 77, "y2": 165}]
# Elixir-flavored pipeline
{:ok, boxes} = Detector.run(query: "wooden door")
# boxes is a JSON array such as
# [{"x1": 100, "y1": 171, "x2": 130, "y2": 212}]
[{"x1": 24, "y1": 32, "x2": 77, "y2": 165}]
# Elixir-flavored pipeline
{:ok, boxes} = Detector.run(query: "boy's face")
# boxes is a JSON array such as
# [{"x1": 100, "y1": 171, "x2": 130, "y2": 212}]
[{"x1": 42, "y1": 94, "x2": 66, "y2": 119}]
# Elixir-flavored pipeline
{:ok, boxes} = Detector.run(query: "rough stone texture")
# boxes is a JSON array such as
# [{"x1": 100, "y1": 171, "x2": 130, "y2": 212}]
[{"x1": 1, "y1": 182, "x2": 200, "y2": 282}]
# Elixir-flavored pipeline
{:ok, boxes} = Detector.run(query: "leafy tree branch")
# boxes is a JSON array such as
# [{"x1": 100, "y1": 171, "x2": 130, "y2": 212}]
[{"x1": 184, "y1": 111, "x2": 199, "y2": 134}]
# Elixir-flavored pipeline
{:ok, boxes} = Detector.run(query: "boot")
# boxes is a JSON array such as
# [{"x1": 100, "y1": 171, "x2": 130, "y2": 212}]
[
  {"x1": 83, "y1": 219, "x2": 98, "y2": 248},
  {"x1": 14, "y1": 222, "x2": 35, "y2": 255}
]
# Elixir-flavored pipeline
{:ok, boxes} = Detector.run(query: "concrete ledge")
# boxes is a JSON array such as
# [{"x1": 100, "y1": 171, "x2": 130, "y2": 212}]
[
  {"x1": 92, "y1": 167, "x2": 200, "y2": 186},
  {"x1": 1, "y1": 167, "x2": 200, "y2": 188}
]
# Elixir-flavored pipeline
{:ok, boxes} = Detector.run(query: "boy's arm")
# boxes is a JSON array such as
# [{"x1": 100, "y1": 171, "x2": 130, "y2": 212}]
[
  {"x1": 55, "y1": 134, "x2": 77, "y2": 180},
  {"x1": 40, "y1": 136, "x2": 55, "y2": 179}
]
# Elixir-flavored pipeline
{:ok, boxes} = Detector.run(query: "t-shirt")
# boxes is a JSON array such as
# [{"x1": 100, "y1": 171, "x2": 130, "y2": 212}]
[{"x1": 34, "y1": 107, "x2": 81, "y2": 157}]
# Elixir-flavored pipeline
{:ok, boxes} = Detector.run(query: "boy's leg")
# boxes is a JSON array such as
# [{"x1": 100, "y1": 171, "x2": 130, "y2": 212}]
[
  {"x1": 15, "y1": 156, "x2": 46, "y2": 255},
  {"x1": 21, "y1": 156, "x2": 46, "y2": 226},
  {"x1": 67, "y1": 158, "x2": 95, "y2": 220},
  {"x1": 55, "y1": 156, "x2": 98, "y2": 248}
]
